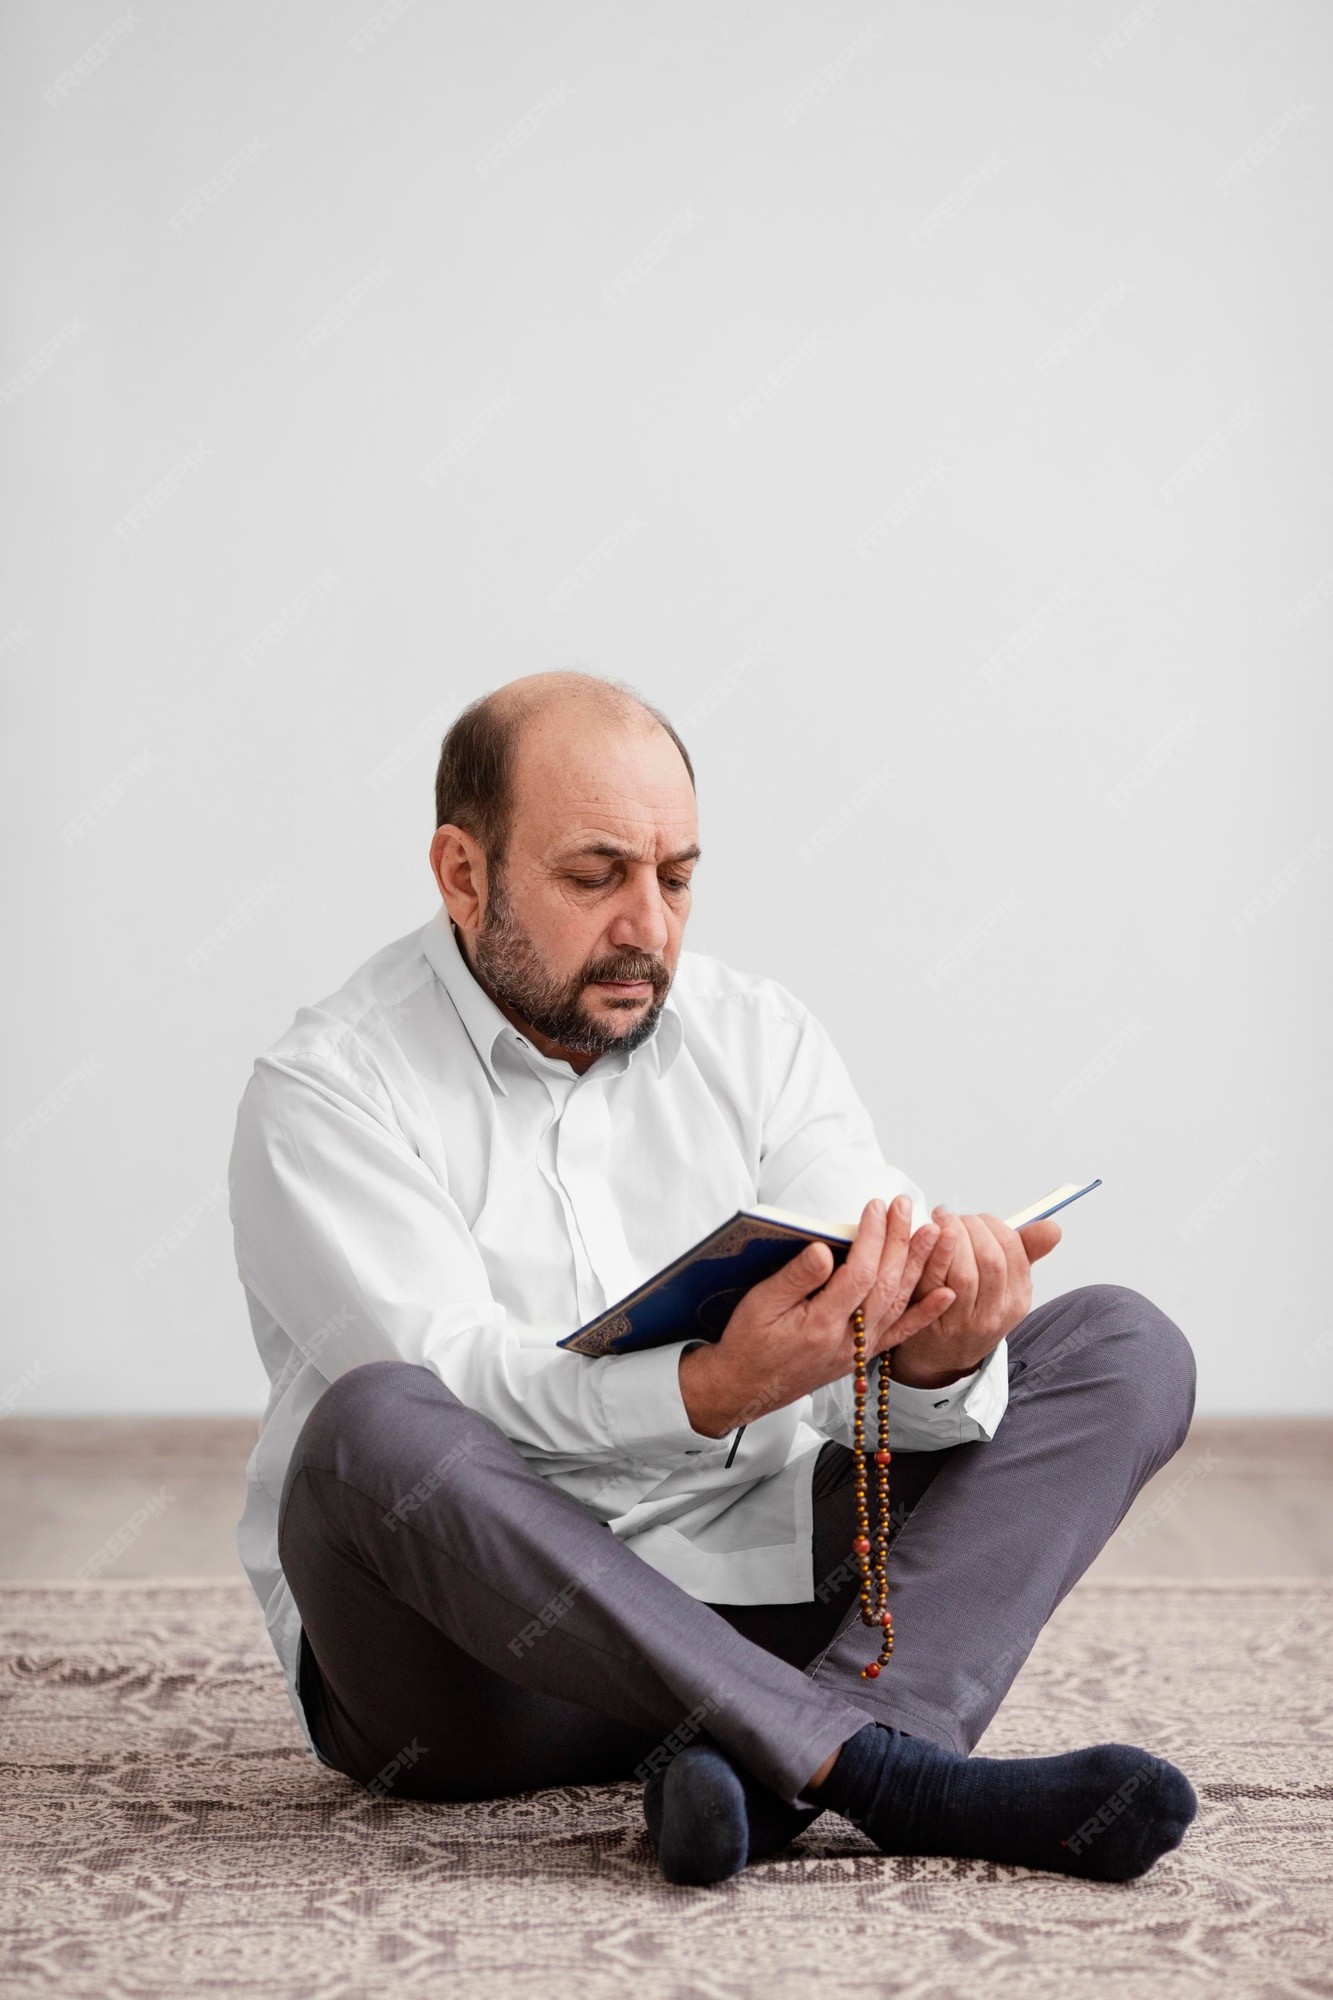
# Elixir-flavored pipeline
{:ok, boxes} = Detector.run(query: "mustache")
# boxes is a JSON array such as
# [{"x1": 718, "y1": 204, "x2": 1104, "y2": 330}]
[{"x1": 581, "y1": 950, "x2": 670, "y2": 994}]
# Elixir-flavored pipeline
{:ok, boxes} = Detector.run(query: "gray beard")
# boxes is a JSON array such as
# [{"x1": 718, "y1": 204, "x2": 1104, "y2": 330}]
[{"x1": 468, "y1": 884, "x2": 672, "y2": 1059}]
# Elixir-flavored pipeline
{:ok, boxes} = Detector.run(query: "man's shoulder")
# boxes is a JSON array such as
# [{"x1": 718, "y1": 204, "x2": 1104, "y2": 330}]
[
  {"x1": 671, "y1": 950, "x2": 811, "y2": 1035},
  {"x1": 254, "y1": 918, "x2": 438, "y2": 1079}
]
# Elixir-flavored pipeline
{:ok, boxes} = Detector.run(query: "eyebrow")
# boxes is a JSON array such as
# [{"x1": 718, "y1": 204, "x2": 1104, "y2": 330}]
[{"x1": 568, "y1": 840, "x2": 702, "y2": 866}]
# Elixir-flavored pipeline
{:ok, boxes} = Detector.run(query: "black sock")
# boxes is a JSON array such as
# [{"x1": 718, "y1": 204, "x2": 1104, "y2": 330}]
[
  {"x1": 815, "y1": 1723, "x2": 1197, "y2": 1881},
  {"x1": 643, "y1": 1741, "x2": 824, "y2": 1884}
]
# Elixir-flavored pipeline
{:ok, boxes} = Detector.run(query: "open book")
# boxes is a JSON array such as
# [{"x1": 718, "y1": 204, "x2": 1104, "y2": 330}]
[{"x1": 558, "y1": 1180, "x2": 1101, "y2": 1359}]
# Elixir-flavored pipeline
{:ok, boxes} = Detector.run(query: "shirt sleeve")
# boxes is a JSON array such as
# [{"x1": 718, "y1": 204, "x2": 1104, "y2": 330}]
[
  {"x1": 807, "y1": 1341, "x2": 1010, "y2": 1452},
  {"x1": 229, "y1": 1046, "x2": 710, "y2": 1473}
]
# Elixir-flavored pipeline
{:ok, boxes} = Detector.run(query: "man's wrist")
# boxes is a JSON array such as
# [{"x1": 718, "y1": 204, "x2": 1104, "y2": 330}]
[
  {"x1": 678, "y1": 1342, "x2": 735, "y2": 1438},
  {"x1": 888, "y1": 1344, "x2": 990, "y2": 1390}
]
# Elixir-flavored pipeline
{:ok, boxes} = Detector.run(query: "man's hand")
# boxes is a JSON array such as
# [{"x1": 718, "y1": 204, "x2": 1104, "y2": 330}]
[
  {"x1": 888, "y1": 1209, "x2": 1062, "y2": 1389},
  {"x1": 678, "y1": 1195, "x2": 956, "y2": 1439}
]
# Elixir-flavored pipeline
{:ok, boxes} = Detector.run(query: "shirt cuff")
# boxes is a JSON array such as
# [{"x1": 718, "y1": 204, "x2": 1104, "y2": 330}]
[
  {"x1": 595, "y1": 1339, "x2": 711, "y2": 1459},
  {"x1": 883, "y1": 1338, "x2": 1010, "y2": 1450}
]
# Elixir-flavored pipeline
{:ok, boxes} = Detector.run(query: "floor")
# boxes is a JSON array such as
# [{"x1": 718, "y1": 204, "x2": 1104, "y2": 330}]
[
  {"x1": 3, "y1": 1415, "x2": 1330, "y2": 2000},
  {"x1": 1, "y1": 1414, "x2": 1329, "y2": 1581}
]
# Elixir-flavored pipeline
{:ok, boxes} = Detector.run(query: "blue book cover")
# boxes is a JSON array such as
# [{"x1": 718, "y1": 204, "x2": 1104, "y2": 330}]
[
  {"x1": 556, "y1": 1181, "x2": 1101, "y2": 1359},
  {"x1": 557, "y1": 1205, "x2": 855, "y2": 1358}
]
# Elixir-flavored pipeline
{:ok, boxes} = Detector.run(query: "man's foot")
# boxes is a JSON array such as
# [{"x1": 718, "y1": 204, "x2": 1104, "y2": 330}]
[
  {"x1": 643, "y1": 1742, "x2": 823, "y2": 1885},
  {"x1": 814, "y1": 1723, "x2": 1198, "y2": 1881}
]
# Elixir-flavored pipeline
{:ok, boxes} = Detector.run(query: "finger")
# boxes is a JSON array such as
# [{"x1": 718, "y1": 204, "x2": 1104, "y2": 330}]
[
  {"x1": 868, "y1": 1218, "x2": 939, "y2": 1323},
  {"x1": 752, "y1": 1239, "x2": 835, "y2": 1311},
  {"x1": 822, "y1": 1196, "x2": 895, "y2": 1317},
  {"x1": 980, "y1": 1211, "x2": 1029, "y2": 1303},
  {"x1": 875, "y1": 1286, "x2": 955, "y2": 1350},
  {"x1": 871, "y1": 1196, "x2": 921, "y2": 1293},
  {"x1": 963, "y1": 1213, "x2": 1007, "y2": 1331},
  {"x1": 1018, "y1": 1217, "x2": 1062, "y2": 1264},
  {"x1": 912, "y1": 1221, "x2": 957, "y2": 1300},
  {"x1": 934, "y1": 1206, "x2": 979, "y2": 1318}
]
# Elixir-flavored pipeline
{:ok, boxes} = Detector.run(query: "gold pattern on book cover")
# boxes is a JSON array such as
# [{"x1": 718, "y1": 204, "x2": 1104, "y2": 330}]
[
  {"x1": 570, "y1": 1311, "x2": 634, "y2": 1358},
  {"x1": 695, "y1": 1217, "x2": 806, "y2": 1262}
]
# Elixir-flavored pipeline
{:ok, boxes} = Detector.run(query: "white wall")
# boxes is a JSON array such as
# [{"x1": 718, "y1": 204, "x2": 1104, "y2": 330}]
[{"x1": 2, "y1": 1, "x2": 1328, "y2": 1415}]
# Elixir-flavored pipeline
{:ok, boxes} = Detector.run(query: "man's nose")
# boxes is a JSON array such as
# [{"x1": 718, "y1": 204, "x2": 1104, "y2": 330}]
[{"x1": 608, "y1": 875, "x2": 670, "y2": 954}]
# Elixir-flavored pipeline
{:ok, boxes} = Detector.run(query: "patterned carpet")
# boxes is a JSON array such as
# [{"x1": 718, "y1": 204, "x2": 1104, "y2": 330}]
[{"x1": 1, "y1": 1578, "x2": 1329, "y2": 2000}]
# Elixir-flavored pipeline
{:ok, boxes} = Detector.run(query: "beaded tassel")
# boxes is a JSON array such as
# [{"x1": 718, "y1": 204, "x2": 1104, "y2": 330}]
[{"x1": 849, "y1": 1307, "x2": 893, "y2": 1678}]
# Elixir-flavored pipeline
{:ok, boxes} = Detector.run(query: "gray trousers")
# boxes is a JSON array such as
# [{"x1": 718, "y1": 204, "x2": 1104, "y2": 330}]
[{"x1": 278, "y1": 1284, "x2": 1194, "y2": 1808}]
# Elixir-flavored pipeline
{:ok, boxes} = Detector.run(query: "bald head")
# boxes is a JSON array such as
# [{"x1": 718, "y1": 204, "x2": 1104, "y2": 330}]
[{"x1": 434, "y1": 671, "x2": 694, "y2": 869}]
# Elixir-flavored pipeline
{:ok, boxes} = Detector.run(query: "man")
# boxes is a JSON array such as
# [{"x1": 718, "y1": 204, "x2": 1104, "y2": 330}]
[{"x1": 230, "y1": 670, "x2": 1197, "y2": 1887}]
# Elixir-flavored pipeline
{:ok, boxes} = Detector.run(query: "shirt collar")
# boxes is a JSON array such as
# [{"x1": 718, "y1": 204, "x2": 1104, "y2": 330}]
[{"x1": 420, "y1": 907, "x2": 684, "y2": 1089}]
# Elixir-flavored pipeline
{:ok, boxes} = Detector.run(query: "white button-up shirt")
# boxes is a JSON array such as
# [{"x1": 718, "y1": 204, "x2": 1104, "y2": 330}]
[{"x1": 229, "y1": 909, "x2": 1008, "y2": 1741}]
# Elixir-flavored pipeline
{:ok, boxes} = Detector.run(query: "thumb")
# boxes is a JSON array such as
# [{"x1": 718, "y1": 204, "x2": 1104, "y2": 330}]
[
  {"x1": 1021, "y1": 1219, "x2": 1062, "y2": 1264},
  {"x1": 771, "y1": 1240, "x2": 834, "y2": 1297}
]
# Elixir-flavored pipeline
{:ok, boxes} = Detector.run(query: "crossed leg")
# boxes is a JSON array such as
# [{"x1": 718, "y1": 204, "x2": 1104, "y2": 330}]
[{"x1": 279, "y1": 1283, "x2": 1194, "y2": 1815}]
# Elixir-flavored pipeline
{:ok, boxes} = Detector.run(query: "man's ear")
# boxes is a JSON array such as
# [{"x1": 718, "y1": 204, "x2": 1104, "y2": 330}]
[{"x1": 430, "y1": 824, "x2": 489, "y2": 934}]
